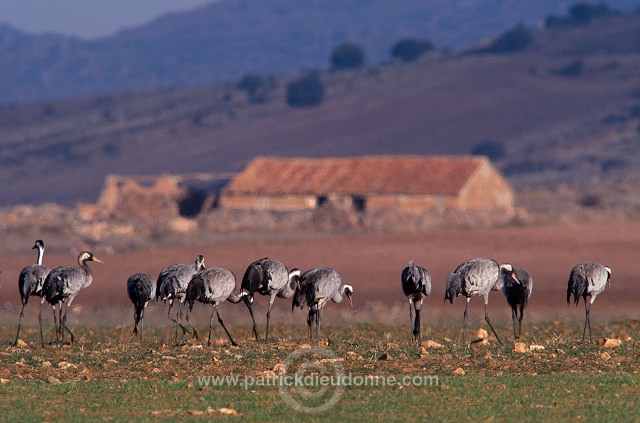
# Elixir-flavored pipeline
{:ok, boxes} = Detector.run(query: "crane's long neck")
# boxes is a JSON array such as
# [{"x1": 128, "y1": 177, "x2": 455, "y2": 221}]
[
  {"x1": 280, "y1": 270, "x2": 300, "y2": 298},
  {"x1": 333, "y1": 284, "x2": 352, "y2": 303},
  {"x1": 79, "y1": 258, "x2": 94, "y2": 287},
  {"x1": 36, "y1": 246, "x2": 44, "y2": 266}
]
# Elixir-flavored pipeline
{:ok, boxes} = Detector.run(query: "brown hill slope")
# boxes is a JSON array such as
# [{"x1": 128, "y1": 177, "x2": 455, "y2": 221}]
[{"x1": 1, "y1": 14, "x2": 640, "y2": 207}]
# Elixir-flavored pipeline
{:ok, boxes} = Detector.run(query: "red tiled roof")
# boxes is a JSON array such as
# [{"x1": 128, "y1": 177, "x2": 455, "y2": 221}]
[{"x1": 224, "y1": 156, "x2": 488, "y2": 196}]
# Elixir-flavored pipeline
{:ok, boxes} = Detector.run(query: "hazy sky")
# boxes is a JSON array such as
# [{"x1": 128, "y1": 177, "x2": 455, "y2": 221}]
[{"x1": 0, "y1": 0, "x2": 215, "y2": 39}]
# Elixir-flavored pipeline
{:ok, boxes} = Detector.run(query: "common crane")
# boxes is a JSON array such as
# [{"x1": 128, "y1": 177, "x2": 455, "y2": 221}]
[
  {"x1": 292, "y1": 267, "x2": 353, "y2": 342},
  {"x1": 241, "y1": 257, "x2": 300, "y2": 341},
  {"x1": 401, "y1": 260, "x2": 431, "y2": 343},
  {"x1": 502, "y1": 266, "x2": 533, "y2": 339},
  {"x1": 42, "y1": 251, "x2": 103, "y2": 344},
  {"x1": 185, "y1": 267, "x2": 247, "y2": 346},
  {"x1": 127, "y1": 272, "x2": 156, "y2": 341},
  {"x1": 444, "y1": 257, "x2": 521, "y2": 344},
  {"x1": 567, "y1": 262, "x2": 611, "y2": 341},
  {"x1": 14, "y1": 240, "x2": 50, "y2": 346},
  {"x1": 156, "y1": 255, "x2": 205, "y2": 341}
]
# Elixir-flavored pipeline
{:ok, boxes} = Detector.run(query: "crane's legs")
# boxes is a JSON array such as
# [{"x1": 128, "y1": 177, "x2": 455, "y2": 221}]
[
  {"x1": 511, "y1": 307, "x2": 518, "y2": 339},
  {"x1": 51, "y1": 304, "x2": 59, "y2": 344},
  {"x1": 60, "y1": 299, "x2": 75, "y2": 344},
  {"x1": 518, "y1": 304, "x2": 524, "y2": 339},
  {"x1": 243, "y1": 296, "x2": 259, "y2": 340},
  {"x1": 484, "y1": 301, "x2": 502, "y2": 345},
  {"x1": 167, "y1": 300, "x2": 188, "y2": 343},
  {"x1": 314, "y1": 308, "x2": 322, "y2": 343},
  {"x1": 413, "y1": 300, "x2": 422, "y2": 344},
  {"x1": 185, "y1": 308, "x2": 200, "y2": 340},
  {"x1": 408, "y1": 299, "x2": 414, "y2": 342},
  {"x1": 306, "y1": 309, "x2": 315, "y2": 340},
  {"x1": 463, "y1": 299, "x2": 469, "y2": 343},
  {"x1": 582, "y1": 300, "x2": 592, "y2": 342},
  {"x1": 39, "y1": 299, "x2": 44, "y2": 346},
  {"x1": 13, "y1": 302, "x2": 27, "y2": 347},
  {"x1": 265, "y1": 293, "x2": 277, "y2": 342},
  {"x1": 212, "y1": 306, "x2": 237, "y2": 347}
]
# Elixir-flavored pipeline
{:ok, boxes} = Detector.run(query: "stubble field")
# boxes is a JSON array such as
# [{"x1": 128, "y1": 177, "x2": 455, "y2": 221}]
[{"x1": 0, "y1": 221, "x2": 639, "y2": 420}]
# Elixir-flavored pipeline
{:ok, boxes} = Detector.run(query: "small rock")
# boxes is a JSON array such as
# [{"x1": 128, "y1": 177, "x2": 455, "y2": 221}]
[
  {"x1": 57, "y1": 361, "x2": 77, "y2": 369},
  {"x1": 261, "y1": 370, "x2": 277, "y2": 378},
  {"x1": 188, "y1": 410, "x2": 205, "y2": 416},
  {"x1": 529, "y1": 345, "x2": 545, "y2": 351},
  {"x1": 42, "y1": 361, "x2": 52, "y2": 368},
  {"x1": 423, "y1": 340, "x2": 443, "y2": 348},
  {"x1": 273, "y1": 363, "x2": 287, "y2": 374},
  {"x1": 453, "y1": 367, "x2": 465, "y2": 376},
  {"x1": 514, "y1": 342, "x2": 527, "y2": 353},
  {"x1": 14, "y1": 339, "x2": 28, "y2": 349},
  {"x1": 604, "y1": 338, "x2": 621, "y2": 348},
  {"x1": 419, "y1": 347, "x2": 428, "y2": 356},
  {"x1": 217, "y1": 408, "x2": 238, "y2": 415},
  {"x1": 601, "y1": 352, "x2": 611, "y2": 360},
  {"x1": 0, "y1": 378, "x2": 10, "y2": 384},
  {"x1": 476, "y1": 328, "x2": 489, "y2": 339}
]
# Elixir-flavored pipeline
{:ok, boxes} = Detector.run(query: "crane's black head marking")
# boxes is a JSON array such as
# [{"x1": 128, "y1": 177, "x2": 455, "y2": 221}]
[
  {"x1": 344, "y1": 284, "x2": 353, "y2": 306},
  {"x1": 195, "y1": 255, "x2": 205, "y2": 271},
  {"x1": 33, "y1": 240, "x2": 45, "y2": 249},
  {"x1": 500, "y1": 264, "x2": 521, "y2": 285}
]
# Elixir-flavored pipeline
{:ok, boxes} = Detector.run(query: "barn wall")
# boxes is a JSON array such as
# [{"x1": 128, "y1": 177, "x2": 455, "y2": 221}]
[
  {"x1": 367, "y1": 194, "x2": 458, "y2": 212},
  {"x1": 220, "y1": 194, "x2": 316, "y2": 211},
  {"x1": 458, "y1": 162, "x2": 514, "y2": 211}
]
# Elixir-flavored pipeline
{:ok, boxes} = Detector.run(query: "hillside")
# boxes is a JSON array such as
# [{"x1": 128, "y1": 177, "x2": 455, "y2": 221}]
[
  {"x1": 1, "y1": 12, "x2": 640, "y2": 209},
  {"x1": 0, "y1": 0, "x2": 638, "y2": 105}
]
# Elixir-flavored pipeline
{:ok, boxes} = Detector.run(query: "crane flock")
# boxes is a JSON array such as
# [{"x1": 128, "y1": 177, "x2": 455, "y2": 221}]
[{"x1": 9, "y1": 240, "x2": 612, "y2": 347}]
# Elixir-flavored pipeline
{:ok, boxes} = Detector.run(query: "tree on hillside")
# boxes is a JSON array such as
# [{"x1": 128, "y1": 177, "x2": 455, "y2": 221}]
[
  {"x1": 330, "y1": 43, "x2": 365, "y2": 70},
  {"x1": 545, "y1": 2, "x2": 615, "y2": 27},
  {"x1": 286, "y1": 72, "x2": 325, "y2": 108},
  {"x1": 483, "y1": 23, "x2": 533, "y2": 54},
  {"x1": 236, "y1": 73, "x2": 269, "y2": 103},
  {"x1": 471, "y1": 140, "x2": 506, "y2": 161},
  {"x1": 390, "y1": 38, "x2": 434, "y2": 62}
]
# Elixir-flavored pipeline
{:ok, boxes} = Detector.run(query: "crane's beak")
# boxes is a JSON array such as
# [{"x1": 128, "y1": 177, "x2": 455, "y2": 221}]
[
  {"x1": 510, "y1": 273, "x2": 521, "y2": 285},
  {"x1": 93, "y1": 257, "x2": 104, "y2": 264},
  {"x1": 347, "y1": 292, "x2": 353, "y2": 307}
]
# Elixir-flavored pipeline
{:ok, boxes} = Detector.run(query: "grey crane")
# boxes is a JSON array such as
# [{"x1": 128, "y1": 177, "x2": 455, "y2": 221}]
[
  {"x1": 42, "y1": 251, "x2": 103, "y2": 344},
  {"x1": 292, "y1": 267, "x2": 353, "y2": 342},
  {"x1": 502, "y1": 267, "x2": 533, "y2": 339},
  {"x1": 14, "y1": 240, "x2": 51, "y2": 346},
  {"x1": 567, "y1": 262, "x2": 611, "y2": 341},
  {"x1": 184, "y1": 267, "x2": 247, "y2": 346},
  {"x1": 444, "y1": 257, "x2": 521, "y2": 344},
  {"x1": 401, "y1": 260, "x2": 431, "y2": 343},
  {"x1": 241, "y1": 257, "x2": 300, "y2": 341},
  {"x1": 155, "y1": 255, "x2": 205, "y2": 341},
  {"x1": 127, "y1": 272, "x2": 156, "y2": 341}
]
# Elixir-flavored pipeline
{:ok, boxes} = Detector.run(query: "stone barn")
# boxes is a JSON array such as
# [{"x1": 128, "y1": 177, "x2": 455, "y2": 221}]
[{"x1": 219, "y1": 156, "x2": 514, "y2": 213}]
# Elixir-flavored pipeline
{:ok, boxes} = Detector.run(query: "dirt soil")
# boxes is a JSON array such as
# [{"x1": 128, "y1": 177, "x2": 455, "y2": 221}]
[{"x1": 1, "y1": 221, "x2": 638, "y2": 333}]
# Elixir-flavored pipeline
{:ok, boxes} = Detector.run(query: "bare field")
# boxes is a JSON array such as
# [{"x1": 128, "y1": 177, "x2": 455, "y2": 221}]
[{"x1": 1, "y1": 220, "x2": 639, "y2": 332}]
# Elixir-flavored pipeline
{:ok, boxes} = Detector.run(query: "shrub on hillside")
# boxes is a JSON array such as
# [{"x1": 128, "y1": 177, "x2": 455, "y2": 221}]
[
  {"x1": 390, "y1": 38, "x2": 434, "y2": 62},
  {"x1": 286, "y1": 72, "x2": 324, "y2": 108},
  {"x1": 330, "y1": 43, "x2": 365, "y2": 70}
]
